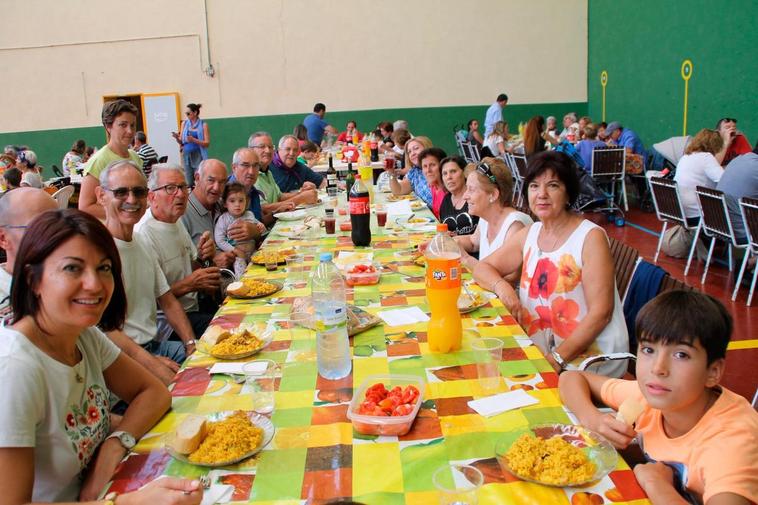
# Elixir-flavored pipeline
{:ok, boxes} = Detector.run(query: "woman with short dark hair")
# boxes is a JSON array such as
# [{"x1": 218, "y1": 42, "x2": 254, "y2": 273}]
[
  {"x1": 474, "y1": 151, "x2": 628, "y2": 377},
  {"x1": 0, "y1": 209, "x2": 202, "y2": 504}
]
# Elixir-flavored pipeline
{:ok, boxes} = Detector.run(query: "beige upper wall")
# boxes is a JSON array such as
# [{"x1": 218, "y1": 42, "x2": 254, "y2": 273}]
[{"x1": 0, "y1": 0, "x2": 587, "y2": 132}]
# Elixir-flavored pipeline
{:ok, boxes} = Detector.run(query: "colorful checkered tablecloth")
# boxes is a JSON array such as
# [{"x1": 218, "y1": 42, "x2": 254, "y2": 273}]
[{"x1": 106, "y1": 194, "x2": 649, "y2": 505}]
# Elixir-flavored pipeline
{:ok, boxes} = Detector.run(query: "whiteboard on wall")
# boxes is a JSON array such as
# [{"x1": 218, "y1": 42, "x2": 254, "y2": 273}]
[{"x1": 141, "y1": 93, "x2": 180, "y2": 165}]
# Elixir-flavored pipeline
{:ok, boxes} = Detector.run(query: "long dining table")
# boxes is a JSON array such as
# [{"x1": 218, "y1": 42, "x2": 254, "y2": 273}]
[{"x1": 104, "y1": 189, "x2": 649, "y2": 505}]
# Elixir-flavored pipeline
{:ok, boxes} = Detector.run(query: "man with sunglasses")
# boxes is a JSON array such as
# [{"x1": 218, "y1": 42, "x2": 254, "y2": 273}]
[
  {"x1": 0, "y1": 188, "x2": 58, "y2": 319},
  {"x1": 715, "y1": 117, "x2": 751, "y2": 166},
  {"x1": 96, "y1": 160, "x2": 197, "y2": 381},
  {"x1": 136, "y1": 163, "x2": 220, "y2": 344}
]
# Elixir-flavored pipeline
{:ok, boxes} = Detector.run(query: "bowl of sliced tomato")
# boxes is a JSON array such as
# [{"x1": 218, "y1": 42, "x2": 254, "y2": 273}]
[
  {"x1": 347, "y1": 374, "x2": 425, "y2": 436},
  {"x1": 344, "y1": 262, "x2": 381, "y2": 286}
]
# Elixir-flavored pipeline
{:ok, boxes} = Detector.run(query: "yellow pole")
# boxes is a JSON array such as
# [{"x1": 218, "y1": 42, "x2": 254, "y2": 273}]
[
  {"x1": 600, "y1": 71, "x2": 608, "y2": 122},
  {"x1": 681, "y1": 60, "x2": 693, "y2": 136}
]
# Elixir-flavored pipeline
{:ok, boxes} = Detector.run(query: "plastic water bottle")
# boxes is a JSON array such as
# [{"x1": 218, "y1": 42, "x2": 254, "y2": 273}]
[{"x1": 311, "y1": 252, "x2": 352, "y2": 380}]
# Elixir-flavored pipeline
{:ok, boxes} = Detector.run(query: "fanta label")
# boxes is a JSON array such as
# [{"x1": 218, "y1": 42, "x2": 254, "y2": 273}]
[{"x1": 426, "y1": 257, "x2": 460, "y2": 289}]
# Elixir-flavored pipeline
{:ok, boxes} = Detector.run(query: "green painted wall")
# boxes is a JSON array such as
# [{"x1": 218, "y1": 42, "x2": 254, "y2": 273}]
[
  {"x1": 0, "y1": 102, "x2": 586, "y2": 179},
  {"x1": 588, "y1": 0, "x2": 757, "y2": 149}
]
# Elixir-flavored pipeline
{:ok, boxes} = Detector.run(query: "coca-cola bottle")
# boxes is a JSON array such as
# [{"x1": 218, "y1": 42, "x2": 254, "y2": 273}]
[
  {"x1": 326, "y1": 153, "x2": 337, "y2": 190},
  {"x1": 349, "y1": 174, "x2": 371, "y2": 247}
]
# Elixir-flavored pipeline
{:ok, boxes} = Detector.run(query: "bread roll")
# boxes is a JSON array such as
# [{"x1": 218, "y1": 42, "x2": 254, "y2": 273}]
[
  {"x1": 226, "y1": 281, "x2": 247, "y2": 297},
  {"x1": 201, "y1": 325, "x2": 227, "y2": 346},
  {"x1": 615, "y1": 397, "x2": 645, "y2": 426},
  {"x1": 170, "y1": 415, "x2": 207, "y2": 454}
]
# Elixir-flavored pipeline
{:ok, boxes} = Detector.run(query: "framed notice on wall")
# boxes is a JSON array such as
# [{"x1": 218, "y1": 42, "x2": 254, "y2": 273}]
[{"x1": 141, "y1": 92, "x2": 181, "y2": 165}]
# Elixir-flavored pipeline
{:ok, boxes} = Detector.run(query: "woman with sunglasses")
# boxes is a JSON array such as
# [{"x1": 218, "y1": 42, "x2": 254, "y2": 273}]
[
  {"x1": 455, "y1": 157, "x2": 532, "y2": 270},
  {"x1": 172, "y1": 103, "x2": 210, "y2": 186},
  {"x1": 473, "y1": 151, "x2": 628, "y2": 377},
  {"x1": 0, "y1": 209, "x2": 202, "y2": 504},
  {"x1": 79, "y1": 100, "x2": 144, "y2": 220}
]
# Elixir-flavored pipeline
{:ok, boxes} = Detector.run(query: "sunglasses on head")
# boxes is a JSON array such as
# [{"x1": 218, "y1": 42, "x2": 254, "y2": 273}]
[
  {"x1": 103, "y1": 186, "x2": 149, "y2": 199},
  {"x1": 719, "y1": 118, "x2": 737, "y2": 124},
  {"x1": 476, "y1": 161, "x2": 497, "y2": 184}
]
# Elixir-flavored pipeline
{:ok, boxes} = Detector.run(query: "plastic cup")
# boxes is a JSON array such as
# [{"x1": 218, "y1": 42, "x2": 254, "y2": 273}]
[
  {"x1": 324, "y1": 209, "x2": 336, "y2": 234},
  {"x1": 242, "y1": 360, "x2": 277, "y2": 414},
  {"x1": 286, "y1": 254, "x2": 305, "y2": 283},
  {"x1": 327, "y1": 186, "x2": 339, "y2": 198},
  {"x1": 471, "y1": 338, "x2": 504, "y2": 394},
  {"x1": 376, "y1": 205, "x2": 387, "y2": 227},
  {"x1": 432, "y1": 463, "x2": 483, "y2": 505}
]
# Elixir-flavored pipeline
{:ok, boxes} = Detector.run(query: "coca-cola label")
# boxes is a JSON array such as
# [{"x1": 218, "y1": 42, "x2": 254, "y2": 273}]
[{"x1": 349, "y1": 196, "x2": 370, "y2": 215}]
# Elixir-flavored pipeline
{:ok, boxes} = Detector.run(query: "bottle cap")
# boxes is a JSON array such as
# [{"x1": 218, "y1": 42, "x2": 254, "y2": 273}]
[
  {"x1": 319, "y1": 252, "x2": 333, "y2": 262},
  {"x1": 436, "y1": 223, "x2": 448, "y2": 232}
]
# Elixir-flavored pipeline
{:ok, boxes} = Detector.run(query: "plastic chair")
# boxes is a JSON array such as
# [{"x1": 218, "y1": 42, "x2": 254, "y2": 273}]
[
  {"x1": 51, "y1": 164, "x2": 64, "y2": 178},
  {"x1": 685, "y1": 186, "x2": 748, "y2": 285},
  {"x1": 52, "y1": 185, "x2": 75, "y2": 209},
  {"x1": 649, "y1": 177, "x2": 697, "y2": 263},
  {"x1": 731, "y1": 197, "x2": 758, "y2": 305},
  {"x1": 590, "y1": 147, "x2": 627, "y2": 213}
]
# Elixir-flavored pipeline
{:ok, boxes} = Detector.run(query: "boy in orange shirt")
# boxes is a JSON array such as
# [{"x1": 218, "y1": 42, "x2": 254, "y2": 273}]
[{"x1": 559, "y1": 291, "x2": 758, "y2": 504}]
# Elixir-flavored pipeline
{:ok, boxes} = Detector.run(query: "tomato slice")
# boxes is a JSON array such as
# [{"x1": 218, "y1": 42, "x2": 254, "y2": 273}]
[
  {"x1": 401, "y1": 385, "x2": 420, "y2": 404},
  {"x1": 392, "y1": 403, "x2": 414, "y2": 416}
]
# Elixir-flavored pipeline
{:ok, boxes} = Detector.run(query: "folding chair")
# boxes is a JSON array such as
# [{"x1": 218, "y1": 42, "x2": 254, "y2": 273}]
[
  {"x1": 608, "y1": 237, "x2": 640, "y2": 303},
  {"x1": 51, "y1": 185, "x2": 75, "y2": 209},
  {"x1": 590, "y1": 147, "x2": 627, "y2": 214},
  {"x1": 685, "y1": 186, "x2": 748, "y2": 284},
  {"x1": 731, "y1": 197, "x2": 758, "y2": 305},
  {"x1": 460, "y1": 142, "x2": 480, "y2": 164},
  {"x1": 649, "y1": 177, "x2": 698, "y2": 263},
  {"x1": 502, "y1": 153, "x2": 521, "y2": 205},
  {"x1": 509, "y1": 153, "x2": 528, "y2": 208}
]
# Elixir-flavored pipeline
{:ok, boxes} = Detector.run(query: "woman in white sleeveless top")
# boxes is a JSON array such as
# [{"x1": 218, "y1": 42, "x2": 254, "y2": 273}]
[
  {"x1": 474, "y1": 151, "x2": 628, "y2": 377},
  {"x1": 455, "y1": 157, "x2": 533, "y2": 272}
]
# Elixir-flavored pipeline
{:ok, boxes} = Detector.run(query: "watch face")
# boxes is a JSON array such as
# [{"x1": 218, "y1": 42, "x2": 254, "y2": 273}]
[{"x1": 119, "y1": 432, "x2": 136, "y2": 449}]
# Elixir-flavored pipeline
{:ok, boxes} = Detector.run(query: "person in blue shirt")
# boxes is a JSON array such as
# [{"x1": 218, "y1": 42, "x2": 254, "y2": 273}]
[
  {"x1": 606, "y1": 121, "x2": 646, "y2": 159},
  {"x1": 484, "y1": 93, "x2": 508, "y2": 137},
  {"x1": 575, "y1": 123, "x2": 608, "y2": 171},
  {"x1": 271, "y1": 135, "x2": 325, "y2": 193},
  {"x1": 302, "y1": 102, "x2": 336, "y2": 145}
]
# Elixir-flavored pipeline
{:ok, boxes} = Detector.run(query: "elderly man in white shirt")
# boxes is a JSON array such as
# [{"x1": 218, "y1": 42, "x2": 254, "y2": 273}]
[{"x1": 136, "y1": 163, "x2": 220, "y2": 342}]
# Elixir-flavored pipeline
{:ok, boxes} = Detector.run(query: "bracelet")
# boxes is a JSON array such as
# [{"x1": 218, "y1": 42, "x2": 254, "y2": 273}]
[
  {"x1": 184, "y1": 339, "x2": 196, "y2": 347},
  {"x1": 491, "y1": 278, "x2": 506, "y2": 293}
]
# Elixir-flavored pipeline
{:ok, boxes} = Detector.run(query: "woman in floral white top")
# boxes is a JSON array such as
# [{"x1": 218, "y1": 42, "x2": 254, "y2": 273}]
[
  {"x1": 0, "y1": 209, "x2": 202, "y2": 504},
  {"x1": 473, "y1": 151, "x2": 628, "y2": 377}
]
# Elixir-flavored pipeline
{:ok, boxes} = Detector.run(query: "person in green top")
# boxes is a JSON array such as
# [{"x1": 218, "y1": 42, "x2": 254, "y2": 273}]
[
  {"x1": 247, "y1": 131, "x2": 318, "y2": 227},
  {"x1": 78, "y1": 99, "x2": 143, "y2": 220}
]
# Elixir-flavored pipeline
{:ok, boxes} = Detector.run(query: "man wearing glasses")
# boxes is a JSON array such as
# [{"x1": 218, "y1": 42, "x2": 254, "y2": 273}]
[
  {"x1": 0, "y1": 188, "x2": 58, "y2": 319},
  {"x1": 228, "y1": 147, "x2": 266, "y2": 222},
  {"x1": 715, "y1": 117, "x2": 752, "y2": 166},
  {"x1": 248, "y1": 132, "x2": 316, "y2": 222},
  {"x1": 271, "y1": 135, "x2": 326, "y2": 194},
  {"x1": 136, "y1": 163, "x2": 219, "y2": 343},
  {"x1": 96, "y1": 160, "x2": 197, "y2": 377}
]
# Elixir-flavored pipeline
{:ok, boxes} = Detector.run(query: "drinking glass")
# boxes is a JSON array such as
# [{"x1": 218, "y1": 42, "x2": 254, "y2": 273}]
[
  {"x1": 243, "y1": 360, "x2": 277, "y2": 414},
  {"x1": 432, "y1": 463, "x2": 483, "y2": 505},
  {"x1": 471, "y1": 338, "x2": 503, "y2": 395}
]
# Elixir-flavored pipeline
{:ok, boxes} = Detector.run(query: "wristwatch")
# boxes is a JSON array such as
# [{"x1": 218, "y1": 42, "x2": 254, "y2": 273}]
[
  {"x1": 550, "y1": 350, "x2": 567, "y2": 371},
  {"x1": 107, "y1": 430, "x2": 136, "y2": 451},
  {"x1": 184, "y1": 339, "x2": 196, "y2": 347}
]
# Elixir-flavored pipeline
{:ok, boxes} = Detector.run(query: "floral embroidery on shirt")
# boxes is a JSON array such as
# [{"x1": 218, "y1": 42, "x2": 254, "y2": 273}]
[{"x1": 64, "y1": 384, "x2": 110, "y2": 468}]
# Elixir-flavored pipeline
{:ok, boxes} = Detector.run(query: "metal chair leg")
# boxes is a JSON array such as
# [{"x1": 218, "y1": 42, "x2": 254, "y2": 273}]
[
  {"x1": 748, "y1": 264, "x2": 758, "y2": 306},
  {"x1": 621, "y1": 178, "x2": 629, "y2": 211},
  {"x1": 701, "y1": 236, "x2": 716, "y2": 284},
  {"x1": 731, "y1": 250, "x2": 751, "y2": 301},
  {"x1": 728, "y1": 244, "x2": 733, "y2": 271},
  {"x1": 684, "y1": 224, "x2": 701, "y2": 276},
  {"x1": 654, "y1": 222, "x2": 667, "y2": 263}
]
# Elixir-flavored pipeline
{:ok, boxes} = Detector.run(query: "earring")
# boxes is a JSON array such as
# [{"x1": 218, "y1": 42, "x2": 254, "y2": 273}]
[{"x1": 489, "y1": 198, "x2": 494, "y2": 203}]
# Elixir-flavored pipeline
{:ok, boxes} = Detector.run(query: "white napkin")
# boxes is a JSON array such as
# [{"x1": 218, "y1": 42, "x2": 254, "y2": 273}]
[
  {"x1": 386, "y1": 200, "x2": 413, "y2": 216},
  {"x1": 377, "y1": 306, "x2": 430, "y2": 326},
  {"x1": 209, "y1": 361, "x2": 267, "y2": 376},
  {"x1": 514, "y1": 336, "x2": 533, "y2": 348},
  {"x1": 201, "y1": 484, "x2": 235, "y2": 505},
  {"x1": 467, "y1": 389, "x2": 539, "y2": 417}
]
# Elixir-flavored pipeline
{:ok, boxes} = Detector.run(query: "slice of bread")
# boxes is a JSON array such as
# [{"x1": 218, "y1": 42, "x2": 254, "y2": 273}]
[
  {"x1": 170, "y1": 414, "x2": 207, "y2": 454},
  {"x1": 615, "y1": 397, "x2": 645, "y2": 426},
  {"x1": 226, "y1": 281, "x2": 247, "y2": 297}
]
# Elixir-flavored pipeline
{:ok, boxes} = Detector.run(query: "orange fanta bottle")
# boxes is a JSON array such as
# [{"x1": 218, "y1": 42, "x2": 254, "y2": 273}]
[{"x1": 425, "y1": 223, "x2": 462, "y2": 352}]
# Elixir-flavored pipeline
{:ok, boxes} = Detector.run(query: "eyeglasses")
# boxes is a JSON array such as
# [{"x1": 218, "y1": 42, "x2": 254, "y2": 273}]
[
  {"x1": 102, "y1": 186, "x2": 149, "y2": 199},
  {"x1": 0, "y1": 224, "x2": 28, "y2": 230},
  {"x1": 476, "y1": 161, "x2": 497, "y2": 184},
  {"x1": 237, "y1": 162, "x2": 261, "y2": 170},
  {"x1": 251, "y1": 144, "x2": 274, "y2": 150},
  {"x1": 152, "y1": 183, "x2": 189, "y2": 195}
]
